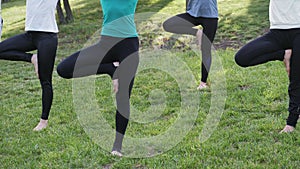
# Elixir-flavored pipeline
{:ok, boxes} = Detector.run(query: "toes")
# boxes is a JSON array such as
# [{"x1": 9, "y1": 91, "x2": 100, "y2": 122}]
[
  {"x1": 33, "y1": 119, "x2": 48, "y2": 131},
  {"x1": 111, "y1": 150, "x2": 123, "y2": 157}
]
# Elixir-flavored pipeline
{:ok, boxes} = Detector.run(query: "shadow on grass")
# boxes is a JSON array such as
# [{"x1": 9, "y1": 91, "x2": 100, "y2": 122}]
[
  {"x1": 1, "y1": 0, "x2": 25, "y2": 8},
  {"x1": 2, "y1": 0, "x2": 269, "y2": 50}
]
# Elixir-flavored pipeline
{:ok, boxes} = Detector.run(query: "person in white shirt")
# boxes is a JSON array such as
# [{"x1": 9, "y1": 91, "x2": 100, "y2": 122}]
[
  {"x1": 235, "y1": 0, "x2": 300, "y2": 133},
  {"x1": 0, "y1": 0, "x2": 59, "y2": 131}
]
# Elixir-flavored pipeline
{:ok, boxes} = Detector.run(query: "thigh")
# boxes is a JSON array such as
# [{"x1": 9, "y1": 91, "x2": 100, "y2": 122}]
[
  {"x1": 200, "y1": 18, "x2": 218, "y2": 43},
  {"x1": 77, "y1": 36, "x2": 121, "y2": 66},
  {"x1": 35, "y1": 33, "x2": 58, "y2": 80},
  {"x1": 115, "y1": 37, "x2": 139, "y2": 63},
  {"x1": 60, "y1": 39, "x2": 111, "y2": 68},
  {"x1": 290, "y1": 33, "x2": 300, "y2": 81},
  {"x1": 165, "y1": 13, "x2": 199, "y2": 27},
  {"x1": 287, "y1": 33, "x2": 300, "y2": 115},
  {"x1": 114, "y1": 38, "x2": 139, "y2": 96},
  {"x1": 57, "y1": 36, "x2": 120, "y2": 78},
  {"x1": 100, "y1": 37, "x2": 123, "y2": 64},
  {"x1": 235, "y1": 31, "x2": 283, "y2": 62},
  {"x1": 0, "y1": 32, "x2": 36, "y2": 53}
]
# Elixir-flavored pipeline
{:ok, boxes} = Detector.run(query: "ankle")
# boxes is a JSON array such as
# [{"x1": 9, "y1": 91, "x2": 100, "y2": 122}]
[
  {"x1": 31, "y1": 54, "x2": 37, "y2": 63},
  {"x1": 33, "y1": 119, "x2": 48, "y2": 131},
  {"x1": 197, "y1": 81, "x2": 208, "y2": 90},
  {"x1": 40, "y1": 119, "x2": 48, "y2": 124}
]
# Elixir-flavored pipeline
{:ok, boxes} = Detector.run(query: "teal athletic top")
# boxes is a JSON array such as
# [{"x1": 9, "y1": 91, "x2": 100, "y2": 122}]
[
  {"x1": 100, "y1": 0, "x2": 138, "y2": 38},
  {"x1": 187, "y1": 0, "x2": 218, "y2": 18}
]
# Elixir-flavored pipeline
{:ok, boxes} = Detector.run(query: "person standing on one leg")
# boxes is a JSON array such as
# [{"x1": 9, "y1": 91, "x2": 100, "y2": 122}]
[
  {"x1": 235, "y1": 0, "x2": 300, "y2": 133},
  {"x1": 0, "y1": 0, "x2": 59, "y2": 131},
  {"x1": 57, "y1": 0, "x2": 139, "y2": 157},
  {"x1": 163, "y1": 0, "x2": 218, "y2": 90}
]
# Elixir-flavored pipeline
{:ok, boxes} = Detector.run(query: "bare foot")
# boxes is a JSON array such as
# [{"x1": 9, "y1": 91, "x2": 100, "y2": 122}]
[
  {"x1": 197, "y1": 81, "x2": 208, "y2": 90},
  {"x1": 279, "y1": 125, "x2": 295, "y2": 133},
  {"x1": 196, "y1": 29, "x2": 203, "y2": 50},
  {"x1": 112, "y1": 62, "x2": 119, "y2": 94},
  {"x1": 113, "y1": 79, "x2": 119, "y2": 94},
  {"x1": 283, "y1": 49, "x2": 292, "y2": 76},
  {"x1": 33, "y1": 119, "x2": 48, "y2": 131},
  {"x1": 111, "y1": 150, "x2": 123, "y2": 157},
  {"x1": 31, "y1": 54, "x2": 39, "y2": 78}
]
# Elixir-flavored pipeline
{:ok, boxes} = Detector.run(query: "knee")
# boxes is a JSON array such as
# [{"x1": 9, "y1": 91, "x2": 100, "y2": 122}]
[
  {"x1": 40, "y1": 79, "x2": 53, "y2": 90},
  {"x1": 57, "y1": 62, "x2": 72, "y2": 79},
  {"x1": 162, "y1": 19, "x2": 172, "y2": 32},
  {"x1": 234, "y1": 50, "x2": 249, "y2": 68}
]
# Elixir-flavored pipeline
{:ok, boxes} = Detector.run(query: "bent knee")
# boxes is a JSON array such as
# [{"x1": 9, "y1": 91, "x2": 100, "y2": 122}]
[
  {"x1": 234, "y1": 51, "x2": 249, "y2": 68},
  {"x1": 162, "y1": 20, "x2": 172, "y2": 32},
  {"x1": 57, "y1": 63, "x2": 72, "y2": 79}
]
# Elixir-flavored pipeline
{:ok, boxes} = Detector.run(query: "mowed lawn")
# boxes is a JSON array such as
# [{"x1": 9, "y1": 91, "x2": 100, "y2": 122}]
[{"x1": 1, "y1": 0, "x2": 300, "y2": 168}]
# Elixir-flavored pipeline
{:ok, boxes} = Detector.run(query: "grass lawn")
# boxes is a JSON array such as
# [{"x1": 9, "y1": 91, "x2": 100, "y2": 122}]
[{"x1": 1, "y1": 0, "x2": 300, "y2": 168}]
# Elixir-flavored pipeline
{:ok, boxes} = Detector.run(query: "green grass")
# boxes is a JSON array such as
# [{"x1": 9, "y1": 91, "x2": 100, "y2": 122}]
[{"x1": 1, "y1": 0, "x2": 300, "y2": 168}]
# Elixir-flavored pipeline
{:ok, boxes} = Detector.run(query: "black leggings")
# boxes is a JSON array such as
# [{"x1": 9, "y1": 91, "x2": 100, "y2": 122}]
[
  {"x1": 163, "y1": 13, "x2": 218, "y2": 83},
  {"x1": 235, "y1": 29, "x2": 300, "y2": 127},
  {"x1": 0, "y1": 31, "x2": 58, "y2": 120},
  {"x1": 57, "y1": 36, "x2": 139, "y2": 151}
]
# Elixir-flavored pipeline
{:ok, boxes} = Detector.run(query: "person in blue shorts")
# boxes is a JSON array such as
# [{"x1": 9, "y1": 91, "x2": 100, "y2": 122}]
[
  {"x1": 163, "y1": 0, "x2": 218, "y2": 90},
  {"x1": 235, "y1": 0, "x2": 300, "y2": 133},
  {"x1": 57, "y1": 0, "x2": 139, "y2": 156}
]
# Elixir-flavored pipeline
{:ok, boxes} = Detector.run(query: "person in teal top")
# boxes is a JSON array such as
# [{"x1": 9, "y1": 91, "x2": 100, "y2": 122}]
[
  {"x1": 163, "y1": 0, "x2": 218, "y2": 90},
  {"x1": 57, "y1": 0, "x2": 139, "y2": 157},
  {"x1": 101, "y1": 0, "x2": 138, "y2": 37}
]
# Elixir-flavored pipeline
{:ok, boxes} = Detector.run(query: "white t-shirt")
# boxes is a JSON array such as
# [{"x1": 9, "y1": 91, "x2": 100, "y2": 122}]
[
  {"x1": 270, "y1": 0, "x2": 300, "y2": 29},
  {"x1": 25, "y1": 0, "x2": 59, "y2": 33}
]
